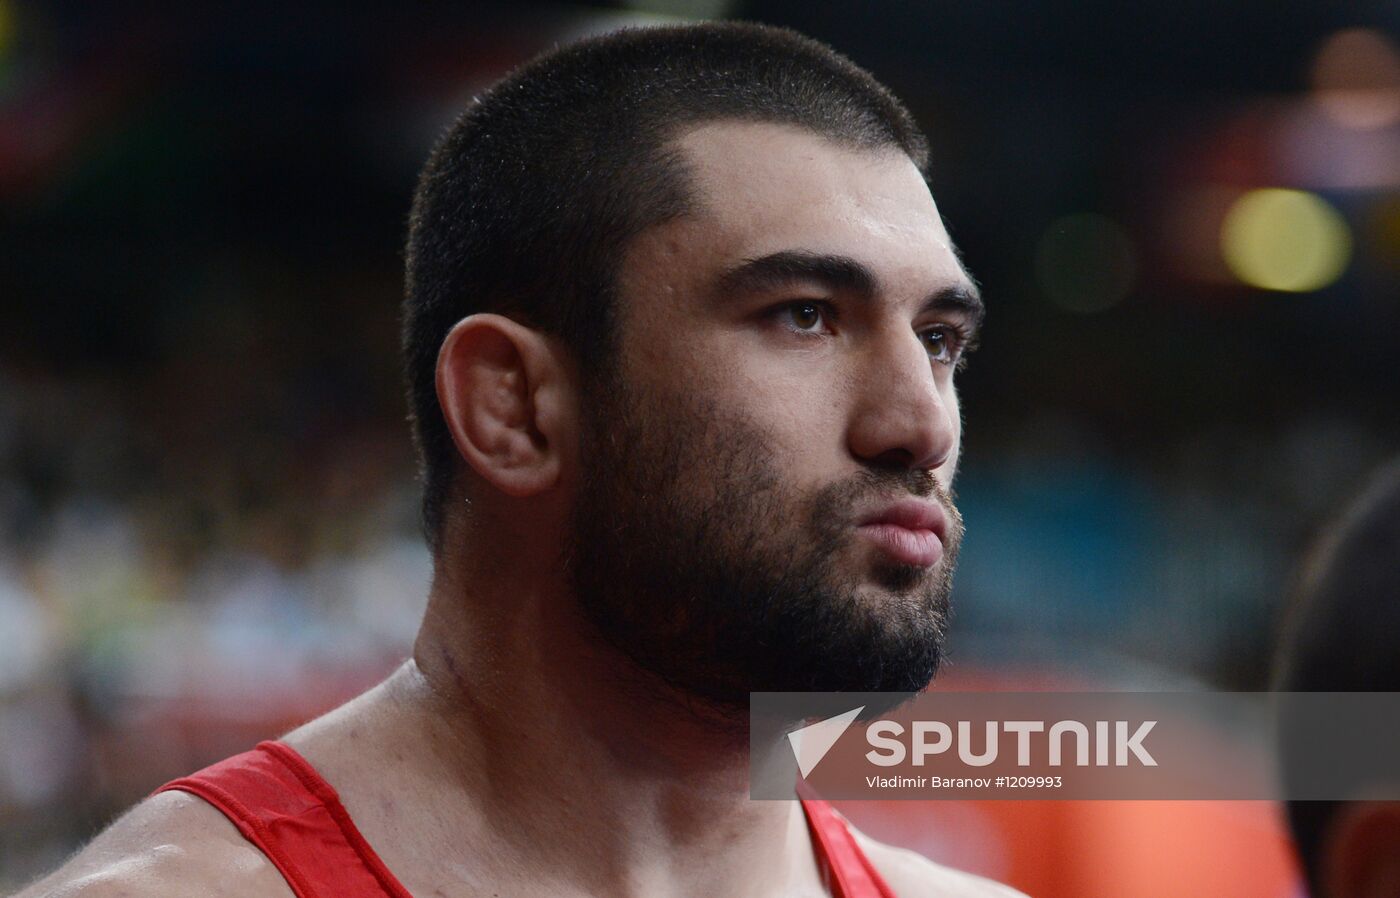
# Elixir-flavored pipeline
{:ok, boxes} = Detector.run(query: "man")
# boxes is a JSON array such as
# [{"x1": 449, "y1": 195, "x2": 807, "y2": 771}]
[
  {"x1": 20, "y1": 22, "x2": 1023, "y2": 897},
  {"x1": 1274, "y1": 460, "x2": 1400, "y2": 898}
]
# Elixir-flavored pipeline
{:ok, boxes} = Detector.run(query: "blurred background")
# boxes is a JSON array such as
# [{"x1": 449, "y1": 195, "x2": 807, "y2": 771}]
[{"x1": 2, "y1": 1, "x2": 1397, "y2": 895}]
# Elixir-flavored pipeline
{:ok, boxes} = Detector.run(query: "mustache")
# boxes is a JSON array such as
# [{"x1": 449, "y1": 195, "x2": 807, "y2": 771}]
[{"x1": 908, "y1": 468, "x2": 938, "y2": 499}]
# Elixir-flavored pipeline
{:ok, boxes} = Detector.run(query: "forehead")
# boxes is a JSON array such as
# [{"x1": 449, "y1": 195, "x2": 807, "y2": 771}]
[
  {"x1": 666, "y1": 121, "x2": 964, "y2": 284},
  {"x1": 614, "y1": 122, "x2": 970, "y2": 332}
]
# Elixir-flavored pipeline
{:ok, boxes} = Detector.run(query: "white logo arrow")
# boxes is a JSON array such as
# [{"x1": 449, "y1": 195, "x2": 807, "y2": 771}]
[{"x1": 787, "y1": 706, "x2": 865, "y2": 778}]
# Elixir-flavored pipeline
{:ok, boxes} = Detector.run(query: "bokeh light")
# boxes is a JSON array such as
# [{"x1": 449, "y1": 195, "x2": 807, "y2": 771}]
[
  {"x1": 1310, "y1": 28, "x2": 1400, "y2": 131},
  {"x1": 1220, "y1": 189, "x2": 1351, "y2": 292},
  {"x1": 1034, "y1": 213, "x2": 1138, "y2": 313}
]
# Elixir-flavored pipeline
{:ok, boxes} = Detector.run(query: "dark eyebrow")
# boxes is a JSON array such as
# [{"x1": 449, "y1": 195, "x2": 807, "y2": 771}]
[
  {"x1": 716, "y1": 250, "x2": 877, "y2": 298},
  {"x1": 716, "y1": 249, "x2": 985, "y2": 336},
  {"x1": 923, "y1": 283, "x2": 986, "y2": 337}
]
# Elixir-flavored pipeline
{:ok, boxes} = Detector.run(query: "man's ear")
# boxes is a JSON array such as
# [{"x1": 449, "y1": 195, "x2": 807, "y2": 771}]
[
  {"x1": 435, "y1": 314, "x2": 577, "y2": 498},
  {"x1": 1322, "y1": 800, "x2": 1400, "y2": 898}
]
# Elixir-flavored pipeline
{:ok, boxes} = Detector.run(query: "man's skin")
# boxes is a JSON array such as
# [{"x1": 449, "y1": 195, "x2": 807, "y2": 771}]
[{"x1": 20, "y1": 122, "x2": 1018, "y2": 897}]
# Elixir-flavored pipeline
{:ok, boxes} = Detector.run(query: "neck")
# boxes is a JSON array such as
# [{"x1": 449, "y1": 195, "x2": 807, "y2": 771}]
[{"x1": 317, "y1": 537, "x2": 819, "y2": 898}]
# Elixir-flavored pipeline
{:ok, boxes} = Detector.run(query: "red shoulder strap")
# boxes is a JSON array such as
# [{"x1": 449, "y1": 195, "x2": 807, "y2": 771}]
[
  {"x1": 164, "y1": 742, "x2": 892, "y2": 898},
  {"x1": 800, "y1": 794, "x2": 899, "y2": 898},
  {"x1": 157, "y1": 741, "x2": 413, "y2": 898}
]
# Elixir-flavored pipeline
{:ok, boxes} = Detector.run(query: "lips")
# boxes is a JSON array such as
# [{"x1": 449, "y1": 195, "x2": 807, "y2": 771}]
[{"x1": 856, "y1": 499, "x2": 949, "y2": 568}]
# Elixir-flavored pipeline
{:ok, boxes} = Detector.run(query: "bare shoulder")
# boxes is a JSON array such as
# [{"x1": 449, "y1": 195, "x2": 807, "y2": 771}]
[
  {"x1": 848, "y1": 820, "x2": 1030, "y2": 898},
  {"x1": 13, "y1": 790, "x2": 293, "y2": 898}
]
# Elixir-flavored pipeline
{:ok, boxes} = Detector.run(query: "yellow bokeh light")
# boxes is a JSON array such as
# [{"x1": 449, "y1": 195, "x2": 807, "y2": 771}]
[{"x1": 1220, "y1": 189, "x2": 1352, "y2": 292}]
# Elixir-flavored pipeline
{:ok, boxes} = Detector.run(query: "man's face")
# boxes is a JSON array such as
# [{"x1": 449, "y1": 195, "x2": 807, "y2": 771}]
[{"x1": 567, "y1": 122, "x2": 981, "y2": 709}]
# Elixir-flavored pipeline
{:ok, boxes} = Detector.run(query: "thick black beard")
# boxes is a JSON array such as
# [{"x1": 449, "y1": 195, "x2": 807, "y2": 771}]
[{"x1": 565, "y1": 370, "x2": 962, "y2": 715}]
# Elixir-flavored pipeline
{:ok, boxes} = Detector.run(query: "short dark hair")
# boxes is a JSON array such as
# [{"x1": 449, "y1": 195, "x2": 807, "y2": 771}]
[
  {"x1": 402, "y1": 21, "x2": 930, "y2": 548},
  {"x1": 1273, "y1": 459, "x2": 1400, "y2": 894}
]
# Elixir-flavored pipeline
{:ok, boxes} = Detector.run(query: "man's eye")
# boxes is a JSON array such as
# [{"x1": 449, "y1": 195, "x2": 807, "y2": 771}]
[
  {"x1": 920, "y1": 327, "x2": 960, "y2": 364},
  {"x1": 779, "y1": 302, "x2": 829, "y2": 333}
]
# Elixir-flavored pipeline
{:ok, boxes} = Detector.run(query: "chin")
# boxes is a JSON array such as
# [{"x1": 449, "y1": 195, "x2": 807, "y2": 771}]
[{"x1": 867, "y1": 561, "x2": 936, "y2": 594}]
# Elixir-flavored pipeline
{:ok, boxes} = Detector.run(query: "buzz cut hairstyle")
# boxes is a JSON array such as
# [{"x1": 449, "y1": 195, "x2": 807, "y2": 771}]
[{"x1": 402, "y1": 21, "x2": 931, "y2": 548}]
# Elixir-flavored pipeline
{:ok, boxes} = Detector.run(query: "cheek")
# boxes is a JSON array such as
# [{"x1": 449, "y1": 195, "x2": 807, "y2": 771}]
[
  {"x1": 729, "y1": 358, "x2": 849, "y2": 445},
  {"x1": 649, "y1": 328, "x2": 856, "y2": 478}
]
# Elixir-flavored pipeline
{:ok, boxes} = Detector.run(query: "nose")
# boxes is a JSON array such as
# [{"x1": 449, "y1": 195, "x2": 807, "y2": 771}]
[{"x1": 846, "y1": 329, "x2": 958, "y2": 473}]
